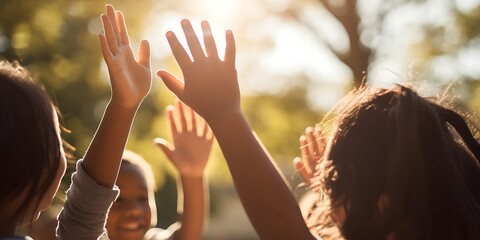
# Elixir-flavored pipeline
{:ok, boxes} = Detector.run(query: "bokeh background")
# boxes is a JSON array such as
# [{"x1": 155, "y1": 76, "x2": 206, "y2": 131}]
[{"x1": 2, "y1": 0, "x2": 480, "y2": 239}]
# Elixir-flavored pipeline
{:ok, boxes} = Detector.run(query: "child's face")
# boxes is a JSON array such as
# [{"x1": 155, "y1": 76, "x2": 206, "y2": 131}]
[{"x1": 107, "y1": 164, "x2": 152, "y2": 240}]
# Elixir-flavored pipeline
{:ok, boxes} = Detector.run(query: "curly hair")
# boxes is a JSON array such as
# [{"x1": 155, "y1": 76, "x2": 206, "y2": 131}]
[{"x1": 310, "y1": 85, "x2": 480, "y2": 239}]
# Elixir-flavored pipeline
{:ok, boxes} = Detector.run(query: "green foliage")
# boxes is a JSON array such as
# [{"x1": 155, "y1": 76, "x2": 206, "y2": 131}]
[
  {"x1": 0, "y1": 0, "x2": 153, "y2": 152},
  {"x1": 244, "y1": 86, "x2": 323, "y2": 161},
  {"x1": 407, "y1": 4, "x2": 480, "y2": 92},
  {"x1": 0, "y1": 0, "x2": 323, "y2": 195},
  {"x1": 3, "y1": 0, "x2": 478, "y2": 235}
]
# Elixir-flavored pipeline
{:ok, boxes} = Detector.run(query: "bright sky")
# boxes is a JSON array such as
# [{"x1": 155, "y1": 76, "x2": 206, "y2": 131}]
[{"x1": 142, "y1": 0, "x2": 480, "y2": 110}]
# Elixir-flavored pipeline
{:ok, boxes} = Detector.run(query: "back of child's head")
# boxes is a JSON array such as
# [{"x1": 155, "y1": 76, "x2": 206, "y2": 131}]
[
  {"x1": 0, "y1": 60, "x2": 62, "y2": 224},
  {"x1": 121, "y1": 150, "x2": 158, "y2": 226},
  {"x1": 315, "y1": 84, "x2": 480, "y2": 239}
]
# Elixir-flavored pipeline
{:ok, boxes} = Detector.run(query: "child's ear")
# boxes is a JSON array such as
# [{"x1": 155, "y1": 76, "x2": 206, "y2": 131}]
[{"x1": 378, "y1": 194, "x2": 390, "y2": 213}]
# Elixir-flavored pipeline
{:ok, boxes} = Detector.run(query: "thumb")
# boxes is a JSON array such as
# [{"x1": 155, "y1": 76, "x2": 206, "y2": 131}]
[
  {"x1": 157, "y1": 70, "x2": 185, "y2": 100},
  {"x1": 154, "y1": 138, "x2": 174, "y2": 161}
]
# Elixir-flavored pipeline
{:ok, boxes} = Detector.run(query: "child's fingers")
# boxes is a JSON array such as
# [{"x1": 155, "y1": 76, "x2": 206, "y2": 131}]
[
  {"x1": 314, "y1": 126, "x2": 326, "y2": 156},
  {"x1": 314, "y1": 126, "x2": 324, "y2": 143},
  {"x1": 176, "y1": 100, "x2": 188, "y2": 132},
  {"x1": 98, "y1": 34, "x2": 113, "y2": 64},
  {"x1": 294, "y1": 157, "x2": 311, "y2": 185},
  {"x1": 201, "y1": 120, "x2": 209, "y2": 138},
  {"x1": 154, "y1": 138, "x2": 175, "y2": 162},
  {"x1": 101, "y1": 15, "x2": 118, "y2": 54},
  {"x1": 306, "y1": 127, "x2": 320, "y2": 159},
  {"x1": 310, "y1": 180, "x2": 322, "y2": 192},
  {"x1": 204, "y1": 121, "x2": 215, "y2": 140},
  {"x1": 166, "y1": 31, "x2": 191, "y2": 69},
  {"x1": 293, "y1": 156, "x2": 304, "y2": 172},
  {"x1": 115, "y1": 10, "x2": 130, "y2": 45},
  {"x1": 157, "y1": 70, "x2": 185, "y2": 100},
  {"x1": 138, "y1": 40, "x2": 150, "y2": 68},
  {"x1": 106, "y1": 5, "x2": 121, "y2": 42},
  {"x1": 224, "y1": 30, "x2": 236, "y2": 65},
  {"x1": 181, "y1": 19, "x2": 205, "y2": 61},
  {"x1": 299, "y1": 135, "x2": 314, "y2": 175},
  {"x1": 189, "y1": 105, "x2": 197, "y2": 134},
  {"x1": 166, "y1": 105, "x2": 179, "y2": 134},
  {"x1": 302, "y1": 136, "x2": 318, "y2": 176},
  {"x1": 201, "y1": 21, "x2": 219, "y2": 59},
  {"x1": 210, "y1": 131, "x2": 215, "y2": 141}
]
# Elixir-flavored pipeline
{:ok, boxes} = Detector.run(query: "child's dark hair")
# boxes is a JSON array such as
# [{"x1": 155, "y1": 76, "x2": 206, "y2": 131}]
[
  {"x1": 313, "y1": 84, "x2": 480, "y2": 239},
  {"x1": 0, "y1": 60, "x2": 62, "y2": 223}
]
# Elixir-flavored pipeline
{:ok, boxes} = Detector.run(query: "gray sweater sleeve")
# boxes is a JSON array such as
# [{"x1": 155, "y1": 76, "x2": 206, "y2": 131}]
[
  {"x1": 143, "y1": 222, "x2": 180, "y2": 240},
  {"x1": 56, "y1": 160, "x2": 119, "y2": 240}
]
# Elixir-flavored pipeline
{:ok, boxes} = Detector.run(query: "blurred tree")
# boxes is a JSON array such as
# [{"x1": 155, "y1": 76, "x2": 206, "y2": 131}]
[
  {"x1": 275, "y1": 0, "x2": 480, "y2": 96},
  {"x1": 0, "y1": 1, "x2": 324, "y2": 234},
  {"x1": 3, "y1": 0, "x2": 478, "y2": 237},
  {"x1": 408, "y1": 1, "x2": 480, "y2": 105},
  {"x1": 0, "y1": 0, "x2": 183, "y2": 226},
  {"x1": 283, "y1": 0, "x2": 371, "y2": 87},
  {"x1": 0, "y1": 0, "x2": 155, "y2": 152}
]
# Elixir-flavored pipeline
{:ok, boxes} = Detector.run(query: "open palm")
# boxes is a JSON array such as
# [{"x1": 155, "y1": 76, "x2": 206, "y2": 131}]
[
  {"x1": 294, "y1": 126, "x2": 326, "y2": 192},
  {"x1": 158, "y1": 20, "x2": 239, "y2": 122},
  {"x1": 155, "y1": 101, "x2": 214, "y2": 177},
  {"x1": 98, "y1": 5, "x2": 151, "y2": 108}
]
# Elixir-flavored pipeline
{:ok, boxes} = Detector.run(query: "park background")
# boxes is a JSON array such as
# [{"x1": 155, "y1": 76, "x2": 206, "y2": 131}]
[{"x1": 1, "y1": 0, "x2": 480, "y2": 239}]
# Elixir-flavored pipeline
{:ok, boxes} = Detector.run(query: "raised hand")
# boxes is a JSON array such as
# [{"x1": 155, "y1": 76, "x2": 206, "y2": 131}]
[
  {"x1": 294, "y1": 126, "x2": 326, "y2": 192},
  {"x1": 98, "y1": 4, "x2": 151, "y2": 108},
  {"x1": 157, "y1": 20, "x2": 239, "y2": 122},
  {"x1": 158, "y1": 19, "x2": 315, "y2": 240},
  {"x1": 154, "y1": 100, "x2": 214, "y2": 177},
  {"x1": 58, "y1": 5, "x2": 152, "y2": 239}
]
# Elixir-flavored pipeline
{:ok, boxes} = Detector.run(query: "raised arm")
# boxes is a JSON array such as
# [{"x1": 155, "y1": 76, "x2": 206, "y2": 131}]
[
  {"x1": 154, "y1": 101, "x2": 213, "y2": 240},
  {"x1": 157, "y1": 20, "x2": 315, "y2": 239},
  {"x1": 82, "y1": 4, "x2": 151, "y2": 188},
  {"x1": 57, "y1": 5, "x2": 151, "y2": 240}
]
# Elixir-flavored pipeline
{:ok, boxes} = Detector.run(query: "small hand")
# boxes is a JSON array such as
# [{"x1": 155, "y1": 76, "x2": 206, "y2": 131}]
[
  {"x1": 294, "y1": 126, "x2": 325, "y2": 192},
  {"x1": 157, "y1": 20, "x2": 239, "y2": 122},
  {"x1": 154, "y1": 101, "x2": 214, "y2": 177},
  {"x1": 98, "y1": 4, "x2": 151, "y2": 108}
]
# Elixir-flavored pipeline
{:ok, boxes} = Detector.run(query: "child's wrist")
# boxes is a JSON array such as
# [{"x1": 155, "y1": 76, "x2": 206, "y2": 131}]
[
  {"x1": 206, "y1": 107, "x2": 243, "y2": 127},
  {"x1": 179, "y1": 173, "x2": 204, "y2": 182},
  {"x1": 108, "y1": 99, "x2": 141, "y2": 113}
]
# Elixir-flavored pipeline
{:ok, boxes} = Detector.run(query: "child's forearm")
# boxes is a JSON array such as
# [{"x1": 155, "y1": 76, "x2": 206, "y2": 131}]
[
  {"x1": 175, "y1": 175, "x2": 207, "y2": 240},
  {"x1": 57, "y1": 161, "x2": 119, "y2": 240},
  {"x1": 208, "y1": 110, "x2": 315, "y2": 240},
  {"x1": 82, "y1": 101, "x2": 139, "y2": 188},
  {"x1": 58, "y1": 103, "x2": 137, "y2": 239}
]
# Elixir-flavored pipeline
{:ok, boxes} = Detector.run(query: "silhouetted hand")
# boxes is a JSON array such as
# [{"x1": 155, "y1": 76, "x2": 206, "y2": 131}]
[{"x1": 158, "y1": 20, "x2": 239, "y2": 122}]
